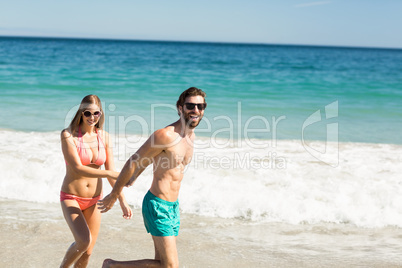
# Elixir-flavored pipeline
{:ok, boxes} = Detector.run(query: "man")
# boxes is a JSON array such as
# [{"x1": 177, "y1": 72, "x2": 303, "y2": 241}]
[{"x1": 98, "y1": 87, "x2": 207, "y2": 268}]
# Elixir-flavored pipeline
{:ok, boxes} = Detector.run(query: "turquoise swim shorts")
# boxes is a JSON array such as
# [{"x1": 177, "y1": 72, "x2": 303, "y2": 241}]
[{"x1": 142, "y1": 190, "x2": 180, "y2": 237}]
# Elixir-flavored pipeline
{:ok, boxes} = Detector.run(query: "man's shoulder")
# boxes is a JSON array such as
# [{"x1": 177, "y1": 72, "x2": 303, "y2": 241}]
[
  {"x1": 152, "y1": 125, "x2": 180, "y2": 147},
  {"x1": 154, "y1": 125, "x2": 178, "y2": 140}
]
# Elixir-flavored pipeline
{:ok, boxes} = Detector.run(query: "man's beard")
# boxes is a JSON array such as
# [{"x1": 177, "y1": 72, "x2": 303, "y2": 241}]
[{"x1": 183, "y1": 111, "x2": 202, "y2": 129}]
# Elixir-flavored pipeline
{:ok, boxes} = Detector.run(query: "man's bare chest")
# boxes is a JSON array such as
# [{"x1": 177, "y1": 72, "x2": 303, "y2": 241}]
[{"x1": 160, "y1": 141, "x2": 194, "y2": 167}]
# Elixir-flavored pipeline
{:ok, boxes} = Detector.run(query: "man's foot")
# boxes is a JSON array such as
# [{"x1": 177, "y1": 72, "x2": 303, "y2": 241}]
[{"x1": 102, "y1": 258, "x2": 114, "y2": 268}]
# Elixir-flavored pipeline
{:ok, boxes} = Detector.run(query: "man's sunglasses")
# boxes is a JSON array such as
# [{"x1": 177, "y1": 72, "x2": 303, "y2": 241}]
[
  {"x1": 184, "y1": 103, "x2": 207, "y2": 110},
  {"x1": 83, "y1": 110, "x2": 102, "y2": 117}
]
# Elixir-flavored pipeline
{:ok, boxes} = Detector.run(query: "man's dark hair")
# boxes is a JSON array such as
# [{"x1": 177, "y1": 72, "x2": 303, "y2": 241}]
[{"x1": 176, "y1": 87, "x2": 207, "y2": 115}]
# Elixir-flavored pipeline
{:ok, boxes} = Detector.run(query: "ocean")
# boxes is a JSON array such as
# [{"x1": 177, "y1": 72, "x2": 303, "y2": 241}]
[{"x1": 1, "y1": 36, "x2": 402, "y2": 267}]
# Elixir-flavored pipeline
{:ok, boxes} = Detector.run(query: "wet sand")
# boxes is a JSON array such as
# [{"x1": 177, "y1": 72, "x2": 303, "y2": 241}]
[{"x1": 1, "y1": 199, "x2": 401, "y2": 267}]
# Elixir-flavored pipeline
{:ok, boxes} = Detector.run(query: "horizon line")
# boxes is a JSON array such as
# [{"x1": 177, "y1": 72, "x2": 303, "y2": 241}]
[{"x1": 0, "y1": 34, "x2": 401, "y2": 51}]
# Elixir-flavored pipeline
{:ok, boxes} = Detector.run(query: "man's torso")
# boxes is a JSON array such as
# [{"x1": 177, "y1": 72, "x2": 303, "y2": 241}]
[{"x1": 150, "y1": 129, "x2": 194, "y2": 202}]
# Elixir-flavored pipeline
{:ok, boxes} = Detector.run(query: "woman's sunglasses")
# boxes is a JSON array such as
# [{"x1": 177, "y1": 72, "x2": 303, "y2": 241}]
[
  {"x1": 184, "y1": 103, "x2": 207, "y2": 110},
  {"x1": 83, "y1": 110, "x2": 102, "y2": 117}
]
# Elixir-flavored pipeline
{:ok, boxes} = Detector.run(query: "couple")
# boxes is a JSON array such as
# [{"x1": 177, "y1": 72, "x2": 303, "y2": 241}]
[{"x1": 60, "y1": 87, "x2": 207, "y2": 268}]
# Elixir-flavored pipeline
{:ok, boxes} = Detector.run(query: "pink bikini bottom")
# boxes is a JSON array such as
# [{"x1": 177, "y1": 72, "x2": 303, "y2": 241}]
[{"x1": 60, "y1": 191, "x2": 102, "y2": 211}]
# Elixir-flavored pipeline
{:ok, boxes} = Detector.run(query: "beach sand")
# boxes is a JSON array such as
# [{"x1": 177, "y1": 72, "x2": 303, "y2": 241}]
[{"x1": 1, "y1": 199, "x2": 401, "y2": 268}]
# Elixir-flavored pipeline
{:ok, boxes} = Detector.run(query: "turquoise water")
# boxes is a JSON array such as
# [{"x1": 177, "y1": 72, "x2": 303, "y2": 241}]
[
  {"x1": 1, "y1": 37, "x2": 402, "y2": 231},
  {"x1": 1, "y1": 36, "x2": 401, "y2": 144}
]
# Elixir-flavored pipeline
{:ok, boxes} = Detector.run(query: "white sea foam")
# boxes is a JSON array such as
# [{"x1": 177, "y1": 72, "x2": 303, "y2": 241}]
[{"x1": 1, "y1": 129, "x2": 401, "y2": 228}]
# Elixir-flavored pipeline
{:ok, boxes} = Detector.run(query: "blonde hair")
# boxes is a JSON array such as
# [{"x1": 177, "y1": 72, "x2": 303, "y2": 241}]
[{"x1": 68, "y1": 95, "x2": 105, "y2": 131}]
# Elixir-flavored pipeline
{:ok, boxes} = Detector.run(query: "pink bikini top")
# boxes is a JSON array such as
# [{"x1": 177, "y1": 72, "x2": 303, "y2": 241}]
[{"x1": 76, "y1": 127, "x2": 107, "y2": 166}]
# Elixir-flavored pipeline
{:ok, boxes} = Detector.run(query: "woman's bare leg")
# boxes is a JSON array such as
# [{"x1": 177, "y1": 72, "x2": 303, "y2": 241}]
[
  {"x1": 73, "y1": 204, "x2": 102, "y2": 267},
  {"x1": 60, "y1": 200, "x2": 92, "y2": 268}
]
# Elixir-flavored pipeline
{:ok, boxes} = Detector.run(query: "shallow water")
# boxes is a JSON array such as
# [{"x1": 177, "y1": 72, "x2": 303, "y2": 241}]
[{"x1": 1, "y1": 130, "x2": 402, "y2": 228}]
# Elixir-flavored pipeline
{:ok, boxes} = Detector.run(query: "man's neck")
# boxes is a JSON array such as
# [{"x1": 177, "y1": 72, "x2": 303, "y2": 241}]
[{"x1": 173, "y1": 119, "x2": 195, "y2": 138}]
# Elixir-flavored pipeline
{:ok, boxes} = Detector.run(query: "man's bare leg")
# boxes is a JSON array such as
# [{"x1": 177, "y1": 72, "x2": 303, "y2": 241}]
[
  {"x1": 102, "y1": 259, "x2": 159, "y2": 268},
  {"x1": 152, "y1": 235, "x2": 178, "y2": 268},
  {"x1": 102, "y1": 236, "x2": 178, "y2": 268}
]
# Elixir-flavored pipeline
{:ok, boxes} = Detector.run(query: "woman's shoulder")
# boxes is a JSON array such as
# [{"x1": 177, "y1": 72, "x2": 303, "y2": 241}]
[{"x1": 61, "y1": 128, "x2": 76, "y2": 140}]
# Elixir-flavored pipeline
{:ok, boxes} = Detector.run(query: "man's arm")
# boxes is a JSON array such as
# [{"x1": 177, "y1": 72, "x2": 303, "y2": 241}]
[{"x1": 98, "y1": 128, "x2": 176, "y2": 213}]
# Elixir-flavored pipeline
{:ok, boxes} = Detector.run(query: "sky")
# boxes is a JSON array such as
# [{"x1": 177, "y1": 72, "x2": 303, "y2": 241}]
[{"x1": 0, "y1": 0, "x2": 401, "y2": 49}]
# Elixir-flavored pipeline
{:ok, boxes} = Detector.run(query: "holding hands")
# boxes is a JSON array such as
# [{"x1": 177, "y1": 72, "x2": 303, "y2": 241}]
[{"x1": 98, "y1": 192, "x2": 133, "y2": 219}]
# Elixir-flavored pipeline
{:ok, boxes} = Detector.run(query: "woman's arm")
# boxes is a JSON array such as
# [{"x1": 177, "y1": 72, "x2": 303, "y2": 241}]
[
  {"x1": 103, "y1": 130, "x2": 117, "y2": 174},
  {"x1": 61, "y1": 129, "x2": 118, "y2": 179},
  {"x1": 103, "y1": 130, "x2": 132, "y2": 219}
]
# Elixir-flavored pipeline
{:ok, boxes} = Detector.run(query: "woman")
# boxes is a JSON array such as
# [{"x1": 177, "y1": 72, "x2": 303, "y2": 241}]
[{"x1": 60, "y1": 95, "x2": 132, "y2": 268}]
